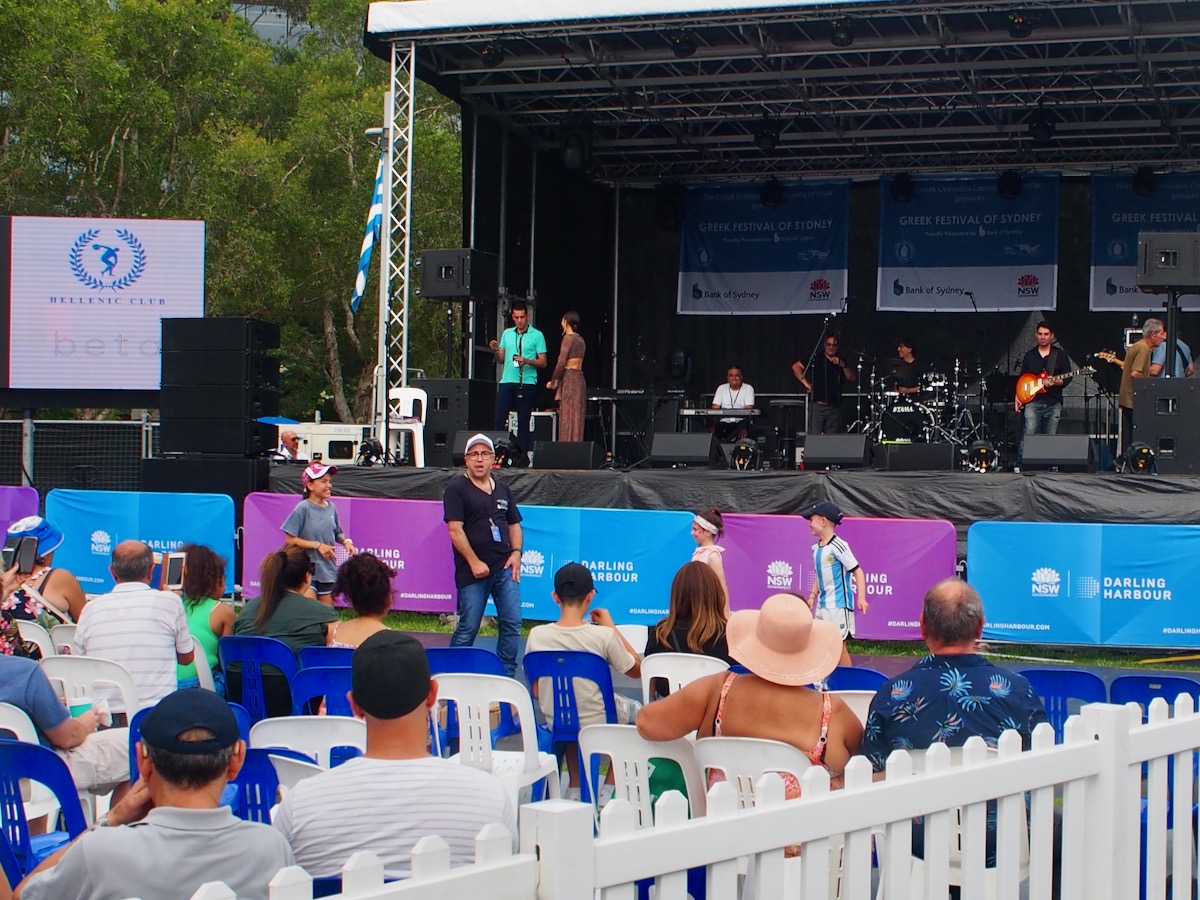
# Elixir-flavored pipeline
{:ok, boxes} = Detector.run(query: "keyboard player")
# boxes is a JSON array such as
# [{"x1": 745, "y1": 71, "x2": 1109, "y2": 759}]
[{"x1": 710, "y1": 365, "x2": 756, "y2": 440}]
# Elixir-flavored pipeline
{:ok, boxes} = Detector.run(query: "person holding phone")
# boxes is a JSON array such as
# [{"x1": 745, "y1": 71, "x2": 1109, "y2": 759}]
[{"x1": 0, "y1": 516, "x2": 87, "y2": 627}]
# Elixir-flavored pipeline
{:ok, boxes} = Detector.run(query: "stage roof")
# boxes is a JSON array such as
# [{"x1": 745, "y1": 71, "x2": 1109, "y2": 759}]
[{"x1": 366, "y1": 0, "x2": 1200, "y2": 185}]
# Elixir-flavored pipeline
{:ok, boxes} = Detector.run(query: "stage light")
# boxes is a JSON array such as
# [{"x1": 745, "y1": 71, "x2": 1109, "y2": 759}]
[
  {"x1": 1028, "y1": 101, "x2": 1054, "y2": 145},
  {"x1": 1124, "y1": 442, "x2": 1156, "y2": 475},
  {"x1": 753, "y1": 118, "x2": 780, "y2": 153},
  {"x1": 760, "y1": 177, "x2": 784, "y2": 208},
  {"x1": 1132, "y1": 166, "x2": 1157, "y2": 197},
  {"x1": 669, "y1": 31, "x2": 697, "y2": 59},
  {"x1": 1007, "y1": 11, "x2": 1033, "y2": 39},
  {"x1": 830, "y1": 18, "x2": 854, "y2": 48},
  {"x1": 997, "y1": 170, "x2": 1023, "y2": 200},
  {"x1": 891, "y1": 173, "x2": 915, "y2": 202},
  {"x1": 967, "y1": 440, "x2": 996, "y2": 473},
  {"x1": 560, "y1": 126, "x2": 591, "y2": 171},
  {"x1": 480, "y1": 41, "x2": 506, "y2": 68},
  {"x1": 730, "y1": 440, "x2": 761, "y2": 471}
]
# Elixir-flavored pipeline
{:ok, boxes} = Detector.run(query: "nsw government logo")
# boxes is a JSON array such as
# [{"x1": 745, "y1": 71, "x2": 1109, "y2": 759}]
[
  {"x1": 69, "y1": 228, "x2": 147, "y2": 292},
  {"x1": 90, "y1": 529, "x2": 112, "y2": 556},
  {"x1": 1016, "y1": 273, "x2": 1040, "y2": 297},
  {"x1": 766, "y1": 560, "x2": 794, "y2": 589},
  {"x1": 808, "y1": 278, "x2": 831, "y2": 301},
  {"x1": 1031, "y1": 567, "x2": 1060, "y2": 597},
  {"x1": 520, "y1": 549, "x2": 546, "y2": 578}
]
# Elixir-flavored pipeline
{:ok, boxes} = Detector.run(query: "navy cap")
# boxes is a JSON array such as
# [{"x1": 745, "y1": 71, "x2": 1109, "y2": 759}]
[
  {"x1": 352, "y1": 631, "x2": 431, "y2": 719},
  {"x1": 140, "y1": 688, "x2": 240, "y2": 754},
  {"x1": 554, "y1": 562, "x2": 594, "y2": 598},
  {"x1": 798, "y1": 501, "x2": 844, "y2": 525}
]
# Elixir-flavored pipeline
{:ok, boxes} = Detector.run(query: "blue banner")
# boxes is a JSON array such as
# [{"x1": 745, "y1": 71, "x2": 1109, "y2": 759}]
[
  {"x1": 46, "y1": 489, "x2": 236, "y2": 594},
  {"x1": 1090, "y1": 172, "x2": 1200, "y2": 311},
  {"x1": 677, "y1": 181, "x2": 849, "y2": 315},
  {"x1": 968, "y1": 521, "x2": 1200, "y2": 647},
  {"x1": 878, "y1": 174, "x2": 1059, "y2": 311},
  {"x1": 519, "y1": 507, "x2": 694, "y2": 623}
]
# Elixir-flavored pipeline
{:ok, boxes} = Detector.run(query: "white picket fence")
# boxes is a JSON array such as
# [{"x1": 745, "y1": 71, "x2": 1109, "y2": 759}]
[{"x1": 186, "y1": 698, "x2": 1200, "y2": 900}]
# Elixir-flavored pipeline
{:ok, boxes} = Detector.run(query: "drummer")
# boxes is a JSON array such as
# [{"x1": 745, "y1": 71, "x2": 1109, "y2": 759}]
[{"x1": 893, "y1": 338, "x2": 924, "y2": 397}]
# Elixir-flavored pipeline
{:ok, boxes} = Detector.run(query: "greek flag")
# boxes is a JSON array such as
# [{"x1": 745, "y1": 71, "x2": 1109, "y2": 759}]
[{"x1": 350, "y1": 155, "x2": 385, "y2": 314}]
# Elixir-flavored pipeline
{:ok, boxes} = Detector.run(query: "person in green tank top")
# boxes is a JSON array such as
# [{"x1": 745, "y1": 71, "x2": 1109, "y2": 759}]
[{"x1": 176, "y1": 544, "x2": 235, "y2": 692}]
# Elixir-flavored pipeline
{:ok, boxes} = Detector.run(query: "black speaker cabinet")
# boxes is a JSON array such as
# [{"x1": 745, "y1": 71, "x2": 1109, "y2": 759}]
[
  {"x1": 885, "y1": 443, "x2": 958, "y2": 472},
  {"x1": 140, "y1": 457, "x2": 269, "y2": 521},
  {"x1": 533, "y1": 441, "x2": 605, "y2": 470},
  {"x1": 418, "y1": 249, "x2": 499, "y2": 300},
  {"x1": 161, "y1": 317, "x2": 280, "y2": 352},
  {"x1": 1021, "y1": 435, "x2": 1094, "y2": 473},
  {"x1": 161, "y1": 351, "x2": 281, "y2": 388},
  {"x1": 416, "y1": 378, "x2": 496, "y2": 467},
  {"x1": 1133, "y1": 379, "x2": 1200, "y2": 473},
  {"x1": 451, "y1": 430, "x2": 518, "y2": 465},
  {"x1": 649, "y1": 432, "x2": 723, "y2": 468},
  {"x1": 160, "y1": 385, "x2": 280, "y2": 420},
  {"x1": 803, "y1": 434, "x2": 871, "y2": 469},
  {"x1": 159, "y1": 419, "x2": 278, "y2": 457}
]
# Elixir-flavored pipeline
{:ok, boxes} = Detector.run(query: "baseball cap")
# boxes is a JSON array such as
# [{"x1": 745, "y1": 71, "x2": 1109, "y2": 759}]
[
  {"x1": 140, "y1": 688, "x2": 240, "y2": 754},
  {"x1": 464, "y1": 433, "x2": 494, "y2": 454},
  {"x1": 6, "y1": 516, "x2": 65, "y2": 557},
  {"x1": 352, "y1": 631, "x2": 432, "y2": 719},
  {"x1": 302, "y1": 463, "x2": 338, "y2": 486},
  {"x1": 798, "y1": 500, "x2": 844, "y2": 525},
  {"x1": 554, "y1": 562, "x2": 595, "y2": 598}
]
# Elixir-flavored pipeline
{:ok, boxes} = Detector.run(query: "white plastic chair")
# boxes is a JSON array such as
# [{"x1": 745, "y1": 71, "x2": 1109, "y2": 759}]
[
  {"x1": 615, "y1": 624, "x2": 648, "y2": 656},
  {"x1": 0, "y1": 702, "x2": 62, "y2": 823},
  {"x1": 386, "y1": 386, "x2": 428, "y2": 467},
  {"x1": 248, "y1": 715, "x2": 366, "y2": 769},
  {"x1": 50, "y1": 624, "x2": 76, "y2": 654},
  {"x1": 640, "y1": 652, "x2": 729, "y2": 704},
  {"x1": 831, "y1": 689, "x2": 875, "y2": 726},
  {"x1": 578, "y1": 723, "x2": 706, "y2": 827},
  {"x1": 40, "y1": 655, "x2": 141, "y2": 717},
  {"x1": 191, "y1": 648, "x2": 216, "y2": 692},
  {"x1": 433, "y1": 672, "x2": 561, "y2": 809},
  {"x1": 693, "y1": 735, "x2": 812, "y2": 809},
  {"x1": 16, "y1": 621, "x2": 55, "y2": 658},
  {"x1": 268, "y1": 753, "x2": 326, "y2": 793}
]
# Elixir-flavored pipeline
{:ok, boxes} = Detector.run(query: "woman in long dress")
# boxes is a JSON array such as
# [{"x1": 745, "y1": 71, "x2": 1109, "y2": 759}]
[{"x1": 547, "y1": 311, "x2": 586, "y2": 443}]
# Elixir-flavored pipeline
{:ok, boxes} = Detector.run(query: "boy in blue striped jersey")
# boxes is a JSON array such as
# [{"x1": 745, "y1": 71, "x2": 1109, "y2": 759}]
[{"x1": 800, "y1": 501, "x2": 867, "y2": 667}]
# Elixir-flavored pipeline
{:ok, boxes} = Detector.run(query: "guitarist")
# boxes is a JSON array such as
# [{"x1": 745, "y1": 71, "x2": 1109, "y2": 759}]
[
  {"x1": 1119, "y1": 318, "x2": 1167, "y2": 456},
  {"x1": 1015, "y1": 322, "x2": 1073, "y2": 467}
]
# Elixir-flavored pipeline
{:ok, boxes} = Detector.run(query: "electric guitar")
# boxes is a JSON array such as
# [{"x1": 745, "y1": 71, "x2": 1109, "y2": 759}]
[
  {"x1": 1014, "y1": 366, "x2": 1095, "y2": 404},
  {"x1": 1094, "y1": 350, "x2": 1124, "y2": 367}
]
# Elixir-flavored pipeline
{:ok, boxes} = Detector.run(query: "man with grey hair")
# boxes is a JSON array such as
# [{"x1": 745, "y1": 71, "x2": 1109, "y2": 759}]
[{"x1": 1119, "y1": 317, "x2": 1166, "y2": 456}]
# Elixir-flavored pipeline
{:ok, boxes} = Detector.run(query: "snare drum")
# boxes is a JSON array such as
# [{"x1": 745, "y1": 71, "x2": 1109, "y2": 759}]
[{"x1": 880, "y1": 399, "x2": 938, "y2": 443}]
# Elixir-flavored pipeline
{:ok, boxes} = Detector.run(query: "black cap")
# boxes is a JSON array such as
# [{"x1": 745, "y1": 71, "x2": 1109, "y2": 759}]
[
  {"x1": 799, "y1": 500, "x2": 844, "y2": 525},
  {"x1": 352, "y1": 631, "x2": 431, "y2": 719},
  {"x1": 554, "y1": 562, "x2": 594, "y2": 598},
  {"x1": 140, "y1": 688, "x2": 240, "y2": 754}
]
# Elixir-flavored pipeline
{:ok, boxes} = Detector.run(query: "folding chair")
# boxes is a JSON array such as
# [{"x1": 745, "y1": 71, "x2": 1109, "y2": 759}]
[
  {"x1": 249, "y1": 715, "x2": 366, "y2": 769},
  {"x1": 0, "y1": 741, "x2": 88, "y2": 876},
  {"x1": 298, "y1": 646, "x2": 355, "y2": 669},
  {"x1": 1018, "y1": 667, "x2": 1107, "y2": 739},
  {"x1": 218, "y1": 635, "x2": 299, "y2": 723},
  {"x1": 640, "y1": 652, "x2": 728, "y2": 703},
  {"x1": 15, "y1": 620, "x2": 55, "y2": 658},
  {"x1": 290, "y1": 666, "x2": 354, "y2": 717},
  {"x1": 826, "y1": 665, "x2": 888, "y2": 692}
]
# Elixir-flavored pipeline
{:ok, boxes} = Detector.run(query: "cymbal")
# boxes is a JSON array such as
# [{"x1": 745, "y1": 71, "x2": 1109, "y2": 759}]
[{"x1": 877, "y1": 357, "x2": 904, "y2": 374}]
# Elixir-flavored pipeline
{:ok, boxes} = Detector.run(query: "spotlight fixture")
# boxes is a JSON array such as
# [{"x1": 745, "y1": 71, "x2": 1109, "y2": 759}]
[
  {"x1": 997, "y1": 170, "x2": 1023, "y2": 200},
  {"x1": 760, "y1": 177, "x2": 784, "y2": 208},
  {"x1": 1124, "y1": 442, "x2": 1157, "y2": 475},
  {"x1": 753, "y1": 117, "x2": 780, "y2": 153},
  {"x1": 730, "y1": 439, "x2": 762, "y2": 471},
  {"x1": 830, "y1": 18, "x2": 854, "y2": 48},
  {"x1": 480, "y1": 41, "x2": 505, "y2": 68},
  {"x1": 891, "y1": 173, "x2": 915, "y2": 203},
  {"x1": 1007, "y1": 10, "x2": 1033, "y2": 39},
  {"x1": 1028, "y1": 101, "x2": 1055, "y2": 145},
  {"x1": 669, "y1": 31, "x2": 697, "y2": 59},
  {"x1": 1132, "y1": 166, "x2": 1157, "y2": 197},
  {"x1": 560, "y1": 125, "x2": 592, "y2": 172},
  {"x1": 967, "y1": 440, "x2": 996, "y2": 473}
]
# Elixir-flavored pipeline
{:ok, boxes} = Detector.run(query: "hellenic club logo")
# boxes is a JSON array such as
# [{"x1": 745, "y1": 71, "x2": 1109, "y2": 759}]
[
  {"x1": 766, "y1": 560, "x2": 794, "y2": 589},
  {"x1": 69, "y1": 228, "x2": 147, "y2": 292},
  {"x1": 521, "y1": 549, "x2": 546, "y2": 578},
  {"x1": 1017, "y1": 273, "x2": 1040, "y2": 296},
  {"x1": 1031, "y1": 567, "x2": 1060, "y2": 597},
  {"x1": 90, "y1": 529, "x2": 112, "y2": 555},
  {"x1": 808, "y1": 278, "x2": 831, "y2": 301}
]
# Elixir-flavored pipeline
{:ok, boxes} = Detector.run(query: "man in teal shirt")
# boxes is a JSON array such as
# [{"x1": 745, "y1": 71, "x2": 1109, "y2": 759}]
[{"x1": 488, "y1": 300, "x2": 547, "y2": 464}]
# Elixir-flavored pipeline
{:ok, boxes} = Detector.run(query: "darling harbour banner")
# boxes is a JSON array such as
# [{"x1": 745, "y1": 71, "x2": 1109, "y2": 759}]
[
  {"x1": 878, "y1": 173, "x2": 1059, "y2": 312},
  {"x1": 1090, "y1": 172, "x2": 1200, "y2": 312},
  {"x1": 677, "y1": 181, "x2": 849, "y2": 315},
  {"x1": 968, "y1": 522, "x2": 1200, "y2": 648}
]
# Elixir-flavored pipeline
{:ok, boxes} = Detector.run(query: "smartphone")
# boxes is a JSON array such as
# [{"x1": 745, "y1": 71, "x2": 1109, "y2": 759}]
[
  {"x1": 13, "y1": 536, "x2": 37, "y2": 574},
  {"x1": 161, "y1": 551, "x2": 186, "y2": 591},
  {"x1": 1, "y1": 547, "x2": 13, "y2": 570}
]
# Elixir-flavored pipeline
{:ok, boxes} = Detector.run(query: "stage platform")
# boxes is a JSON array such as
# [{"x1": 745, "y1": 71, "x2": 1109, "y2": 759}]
[{"x1": 268, "y1": 464, "x2": 1193, "y2": 555}]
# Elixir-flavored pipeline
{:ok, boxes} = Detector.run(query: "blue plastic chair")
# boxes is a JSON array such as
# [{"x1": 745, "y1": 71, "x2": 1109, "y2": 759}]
[
  {"x1": 218, "y1": 636, "x2": 299, "y2": 723},
  {"x1": 298, "y1": 646, "x2": 355, "y2": 669},
  {"x1": 826, "y1": 665, "x2": 888, "y2": 692},
  {"x1": 522, "y1": 650, "x2": 620, "y2": 804},
  {"x1": 229, "y1": 702, "x2": 253, "y2": 745},
  {"x1": 291, "y1": 667, "x2": 355, "y2": 717},
  {"x1": 231, "y1": 747, "x2": 316, "y2": 824},
  {"x1": 0, "y1": 741, "x2": 88, "y2": 875},
  {"x1": 127, "y1": 706, "x2": 152, "y2": 783},
  {"x1": 428, "y1": 647, "x2": 517, "y2": 752},
  {"x1": 1018, "y1": 668, "x2": 1107, "y2": 740},
  {"x1": 0, "y1": 829, "x2": 21, "y2": 895},
  {"x1": 1110, "y1": 674, "x2": 1200, "y2": 718}
]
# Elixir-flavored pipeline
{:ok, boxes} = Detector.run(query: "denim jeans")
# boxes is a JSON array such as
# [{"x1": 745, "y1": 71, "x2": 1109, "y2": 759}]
[
  {"x1": 450, "y1": 566, "x2": 522, "y2": 677},
  {"x1": 496, "y1": 382, "x2": 536, "y2": 454}
]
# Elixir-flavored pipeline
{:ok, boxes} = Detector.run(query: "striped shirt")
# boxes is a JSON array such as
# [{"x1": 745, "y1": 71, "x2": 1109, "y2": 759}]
[
  {"x1": 74, "y1": 582, "x2": 194, "y2": 713},
  {"x1": 272, "y1": 756, "x2": 516, "y2": 879},
  {"x1": 811, "y1": 535, "x2": 860, "y2": 610}
]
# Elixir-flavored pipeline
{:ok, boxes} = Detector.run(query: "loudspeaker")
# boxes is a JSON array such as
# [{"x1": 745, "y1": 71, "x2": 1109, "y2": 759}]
[
  {"x1": 1021, "y1": 435, "x2": 1094, "y2": 473},
  {"x1": 1133, "y1": 379, "x2": 1200, "y2": 473},
  {"x1": 161, "y1": 351, "x2": 281, "y2": 387},
  {"x1": 416, "y1": 378, "x2": 496, "y2": 467},
  {"x1": 161, "y1": 317, "x2": 280, "y2": 352},
  {"x1": 649, "y1": 432, "x2": 723, "y2": 468},
  {"x1": 140, "y1": 457, "x2": 269, "y2": 521},
  {"x1": 885, "y1": 442, "x2": 958, "y2": 472},
  {"x1": 160, "y1": 385, "x2": 280, "y2": 420},
  {"x1": 533, "y1": 441, "x2": 605, "y2": 470},
  {"x1": 451, "y1": 430, "x2": 517, "y2": 465},
  {"x1": 159, "y1": 419, "x2": 278, "y2": 457},
  {"x1": 418, "y1": 249, "x2": 499, "y2": 299},
  {"x1": 803, "y1": 434, "x2": 871, "y2": 469}
]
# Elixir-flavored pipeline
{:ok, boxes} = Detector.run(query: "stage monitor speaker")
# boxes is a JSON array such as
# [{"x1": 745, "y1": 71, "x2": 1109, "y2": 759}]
[
  {"x1": 803, "y1": 434, "x2": 871, "y2": 469},
  {"x1": 161, "y1": 317, "x2": 280, "y2": 352},
  {"x1": 1021, "y1": 435, "x2": 1094, "y2": 473},
  {"x1": 159, "y1": 419, "x2": 278, "y2": 457},
  {"x1": 418, "y1": 249, "x2": 499, "y2": 300},
  {"x1": 140, "y1": 457, "x2": 269, "y2": 521},
  {"x1": 161, "y1": 351, "x2": 281, "y2": 388},
  {"x1": 160, "y1": 385, "x2": 280, "y2": 420},
  {"x1": 451, "y1": 430, "x2": 518, "y2": 465},
  {"x1": 885, "y1": 442, "x2": 958, "y2": 472},
  {"x1": 1132, "y1": 379, "x2": 1200, "y2": 473},
  {"x1": 532, "y1": 441, "x2": 605, "y2": 470},
  {"x1": 649, "y1": 432, "x2": 723, "y2": 468}
]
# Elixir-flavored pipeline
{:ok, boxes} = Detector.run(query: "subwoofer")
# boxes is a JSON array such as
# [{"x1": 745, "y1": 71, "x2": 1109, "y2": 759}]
[
  {"x1": 649, "y1": 432, "x2": 723, "y2": 468},
  {"x1": 532, "y1": 442, "x2": 605, "y2": 470},
  {"x1": 803, "y1": 434, "x2": 871, "y2": 469},
  {"x1": 1021, "y1": 435, "x2": 1094, "y2": 473}
]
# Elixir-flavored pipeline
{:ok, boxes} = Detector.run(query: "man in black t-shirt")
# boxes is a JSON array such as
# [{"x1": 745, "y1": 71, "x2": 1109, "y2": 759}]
[
  {"x1": 1015, "y1": 321, "x2": 1072, "y2": 466},
  {"x1": 442, "y1": 433, "x2": 524, "y2": 676},
  {"x1": 792, "y1": 334, "x2": 856, "y2": 434}
]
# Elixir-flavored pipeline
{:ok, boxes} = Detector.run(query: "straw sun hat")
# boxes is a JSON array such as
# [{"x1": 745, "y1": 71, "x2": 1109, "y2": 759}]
[{"x1": 726, "y1": 593, "x2": 842, "y2": 686}]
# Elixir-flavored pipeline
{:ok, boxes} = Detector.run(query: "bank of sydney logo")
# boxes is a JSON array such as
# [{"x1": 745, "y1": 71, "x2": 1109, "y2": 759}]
[
  {"x1": 766, "y1": 560, "x2": 794, "y2": 589},
  {"x1": 90, "y1": 529, "x2": 112, "y2": 556},
  {"x1": 69, "y1": 228, "x2": 147, "y2": 292},
  {"x1": 521, "y1": 548, "x2": 546, "y2": 578},
  {"x1": 1031, "y1": 567, "x2": 1060, "y2": 597}
]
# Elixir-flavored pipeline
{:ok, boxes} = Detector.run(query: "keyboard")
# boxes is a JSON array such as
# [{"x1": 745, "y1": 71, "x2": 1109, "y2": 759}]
[{"x1": 677, "y1": 408, "x2": 759, "y2": 418}]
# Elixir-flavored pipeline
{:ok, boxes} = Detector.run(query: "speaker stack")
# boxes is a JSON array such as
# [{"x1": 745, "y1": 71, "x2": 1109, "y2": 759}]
[
  {"x1": 415, "y1": 378, "x2": 496, "y2": 467},
  {"x1": 1133, "y1": 379, "x2": 1200, "y2": 473}
]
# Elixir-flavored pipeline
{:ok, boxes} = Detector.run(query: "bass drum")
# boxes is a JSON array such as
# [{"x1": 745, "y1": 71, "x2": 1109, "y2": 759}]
[{"x1": 880, "y1": 399, "x2": 938, "y2": 443}]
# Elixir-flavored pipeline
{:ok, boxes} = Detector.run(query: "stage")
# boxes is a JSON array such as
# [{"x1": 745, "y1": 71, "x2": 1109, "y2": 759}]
[{"x1": 267, "y1": 464, "x2": 1193, "y2": 557}]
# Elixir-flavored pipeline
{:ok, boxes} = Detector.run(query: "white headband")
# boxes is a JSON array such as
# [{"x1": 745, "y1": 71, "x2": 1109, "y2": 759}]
[{"x1": 693, "y1": 514, "x2": 719, "y2": 536}]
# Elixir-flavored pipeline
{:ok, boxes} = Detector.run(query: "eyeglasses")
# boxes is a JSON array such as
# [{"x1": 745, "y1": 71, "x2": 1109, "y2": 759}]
[{"x1": 466, "y1": 450, "x2": 494, "y2": 459}]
